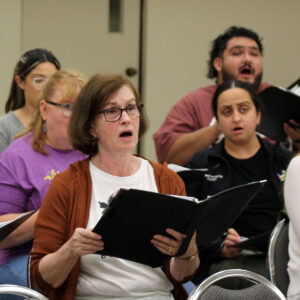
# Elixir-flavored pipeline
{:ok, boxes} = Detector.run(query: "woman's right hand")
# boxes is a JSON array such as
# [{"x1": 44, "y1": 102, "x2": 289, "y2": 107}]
[
  {"x1": 221, "y1": 228, "x2": 242, "y2": 258},
  {"x1": 38, "y1": 227, "x2": 104, "y2": 288},
  {"x1": 65, "y1": 227, "x2": 104, "y2": 258}
]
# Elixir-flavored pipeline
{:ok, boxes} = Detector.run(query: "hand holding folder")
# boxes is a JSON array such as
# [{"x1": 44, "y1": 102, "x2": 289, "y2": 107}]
[
  {"x1": 228, "y1": 230, "x2": 271, "y2": 253},
  {"x1": 93, "y1": 180, "x2": 266, "y2": 267}
]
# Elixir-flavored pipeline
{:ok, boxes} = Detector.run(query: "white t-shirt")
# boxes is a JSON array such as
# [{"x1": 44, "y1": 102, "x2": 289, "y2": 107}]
[
  {"x1": 285, "y1": 156, "x2": 300, "y2": 299},
  {"x1": 75, "y1": 158, "x2": 174, "y2": 299}
]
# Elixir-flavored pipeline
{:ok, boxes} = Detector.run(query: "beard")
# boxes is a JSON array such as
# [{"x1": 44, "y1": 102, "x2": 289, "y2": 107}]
[{"x1": 222, "y1": 69, "x2": 263, "y2": 92}]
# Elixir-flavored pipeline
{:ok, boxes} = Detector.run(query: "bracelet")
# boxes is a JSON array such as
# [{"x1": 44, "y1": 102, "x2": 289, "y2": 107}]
[{"x1": 176, "y1": 252, "x2": 198, "y2": 261}]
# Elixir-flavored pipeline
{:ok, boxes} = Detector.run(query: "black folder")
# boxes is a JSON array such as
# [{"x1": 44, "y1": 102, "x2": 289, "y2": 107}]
[
  {"x1": 168, "y1": 164, "x2": 207, "y2": 184},
  {"x1": 257, "y1": 86, "x2": 300, "y2": 141},
  {"x1": 287, "y1": 78, "x2": 300, "y2": 90},
  {"x1": 93, "y1": 180, "x2": 265, "y2": 267},
  {"x1": 0, "y1": 210, "x2": 36, "y2": 242},
  {"x1": 228, "y1": 230, "x2": 271, "y2": 253}
]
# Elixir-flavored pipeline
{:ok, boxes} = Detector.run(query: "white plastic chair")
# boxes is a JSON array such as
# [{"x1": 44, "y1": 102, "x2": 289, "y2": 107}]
[{"x1": 0, "y1": 284, "x2": 48, "y2": 300}]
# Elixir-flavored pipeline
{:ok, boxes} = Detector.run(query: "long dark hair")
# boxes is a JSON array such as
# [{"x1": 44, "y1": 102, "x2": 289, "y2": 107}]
[{"x1": 5, "y1": 48, "x2": 61, "y2": 113}]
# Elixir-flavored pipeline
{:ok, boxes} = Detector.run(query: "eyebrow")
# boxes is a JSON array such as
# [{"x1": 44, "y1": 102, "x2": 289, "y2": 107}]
[
  {"x1": 106, "y1": 98, "x2": 136, "y2": 106},
  {"x1": 229, "y1": 45, "x2": 260, "y2": 51},
  {"x1": 219, "y1": 101, "x2": 252, "y2": 109},
  {"x1": 31, "y1": 73, "x2": 48, "y2": 78}
]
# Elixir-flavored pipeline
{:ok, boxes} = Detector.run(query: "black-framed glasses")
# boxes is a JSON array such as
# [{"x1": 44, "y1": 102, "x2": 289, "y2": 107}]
[
  {"x1": 45, "y1": 100, "x2": 73, "y2": 117},
  {"x1": 99, "y1": 103, "x2": 144, "y2": 122}
]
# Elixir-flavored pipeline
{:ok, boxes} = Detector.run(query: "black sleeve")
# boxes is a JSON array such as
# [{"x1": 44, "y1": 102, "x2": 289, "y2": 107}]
[{"x1": 198, "y1": 237, "x2": 225, "y2": 262}]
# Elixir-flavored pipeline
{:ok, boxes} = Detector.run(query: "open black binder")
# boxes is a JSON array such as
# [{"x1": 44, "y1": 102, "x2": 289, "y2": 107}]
[
  {"x1": 93, "y1": 180, "x2": 265, "y2": 268},
  {"x1": 257, "y1": 86, "x2": 300, "y2": 141},
  {"x1": 0, "y1": 210, "x2": 36, "y2": 242}
]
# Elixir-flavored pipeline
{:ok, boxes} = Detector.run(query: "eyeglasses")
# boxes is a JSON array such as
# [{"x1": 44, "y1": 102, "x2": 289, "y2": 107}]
[
  {"x1": 45, "y1": 100, "x2": 73, "y2": 117},
  {"x1": 99, "y1": 104, "x2": 144, "y2": 122},
  {"x1": 32, "y1": 77, "x2": 48, "y2": 90}
]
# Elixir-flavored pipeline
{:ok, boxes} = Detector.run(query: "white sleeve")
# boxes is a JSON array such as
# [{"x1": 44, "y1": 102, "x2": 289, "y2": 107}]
[{"x1": 284, "y1": 156, "x2": 300, "y2": 241}]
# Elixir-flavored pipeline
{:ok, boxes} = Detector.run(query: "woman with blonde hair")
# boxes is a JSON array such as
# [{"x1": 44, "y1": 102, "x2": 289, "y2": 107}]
[{"x1": 0, "y1": 69, "x2": 87, "y2": 294}]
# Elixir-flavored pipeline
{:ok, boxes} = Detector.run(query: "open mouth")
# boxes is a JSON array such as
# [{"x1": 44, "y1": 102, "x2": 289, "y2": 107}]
[
  {"x1": 239, "y1": 64, "x2": 253, "y2": 76},
  {"x1": 119, "y1": 131, "x2": 133, "y2": 137},
  {"x1": 233, "y1": 127, "x2": 243, "y2": 132}
]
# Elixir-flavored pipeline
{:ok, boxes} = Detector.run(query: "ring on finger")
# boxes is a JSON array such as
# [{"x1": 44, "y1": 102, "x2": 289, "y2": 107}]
[
  {"x1": 82, "y1": 239, "x2": 88, "y2": 248},
  {"x1": 168, "y1": 247, "x2": 172, "y2": 254},
  {"x1": 82, "y1": 239, "x2": 88, "y2": 250}
]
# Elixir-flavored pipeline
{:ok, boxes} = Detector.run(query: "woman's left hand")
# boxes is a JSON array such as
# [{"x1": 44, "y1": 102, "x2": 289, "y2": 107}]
[{"x1": 151, "y1": 228, "x2": 197, "y2": 258}]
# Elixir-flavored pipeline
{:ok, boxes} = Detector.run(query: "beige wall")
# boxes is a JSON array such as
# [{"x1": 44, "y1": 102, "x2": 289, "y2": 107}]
[
  {"x1": 21, "y1": 0, "x2": 140, "y2": 86},
  {"x1": 0, "y1": 0, "x2": 22, "y2": 114},
  {"x1": 0, "y1": 0, "x2": 299, "y2": 161}
]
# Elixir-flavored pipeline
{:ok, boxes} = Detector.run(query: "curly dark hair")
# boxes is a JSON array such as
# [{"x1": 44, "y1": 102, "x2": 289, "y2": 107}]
[{"x1": 207, "y1": 26, "x2": 263, "y2": 80}]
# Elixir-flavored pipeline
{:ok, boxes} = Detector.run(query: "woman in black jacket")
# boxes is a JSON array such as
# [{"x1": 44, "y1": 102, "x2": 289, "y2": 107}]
[{"x1": 187, "y1": 80, "x2": 293, "y2": 288}]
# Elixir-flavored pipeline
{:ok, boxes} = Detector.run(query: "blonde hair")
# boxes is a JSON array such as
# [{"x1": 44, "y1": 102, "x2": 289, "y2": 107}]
[{"x1": 18, "y1": 69, "x2": 87, "y2": 155}]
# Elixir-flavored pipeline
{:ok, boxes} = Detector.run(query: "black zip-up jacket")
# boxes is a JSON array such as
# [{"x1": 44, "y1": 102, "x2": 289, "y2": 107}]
[{"x1": 186, "y1": 136, "x2": 293, "y2": 262}]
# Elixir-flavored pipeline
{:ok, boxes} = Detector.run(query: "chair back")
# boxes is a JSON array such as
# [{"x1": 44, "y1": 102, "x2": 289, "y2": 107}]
[
  {"x1": 0, "y1": 284, "x2": 48, "y2": 300},
  {"x1": 267, "y1": 218, "x2": 289, "y2": 296},
  {"x1": 188, "y1": 269, "x2": 286, "y2": 300}
]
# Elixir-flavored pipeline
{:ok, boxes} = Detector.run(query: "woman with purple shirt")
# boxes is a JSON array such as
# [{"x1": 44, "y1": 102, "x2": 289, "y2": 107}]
[{"x1": 0, "y1": 69, "x2": 87, "y2": 296}]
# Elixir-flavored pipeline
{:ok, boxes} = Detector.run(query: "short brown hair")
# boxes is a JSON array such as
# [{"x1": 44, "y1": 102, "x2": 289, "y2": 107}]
[
  {"x1": 69, "y1": 74, "x2": 148, "y2": 155},
  {"x1": 18, "y1": 69, "x2": 87, "y2": 155}
]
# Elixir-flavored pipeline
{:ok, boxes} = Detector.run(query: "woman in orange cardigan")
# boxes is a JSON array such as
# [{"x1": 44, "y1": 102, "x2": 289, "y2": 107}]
[{"x1": 30, "y1": 74, "x2": 199, "y2": 300}]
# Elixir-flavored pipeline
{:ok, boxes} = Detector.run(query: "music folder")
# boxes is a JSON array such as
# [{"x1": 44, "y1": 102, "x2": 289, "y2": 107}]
[
  {"x1": 0, "y1": 210, "x2": 36, "y2": 242},
  {"x1": 228, "y1": 230, "x2": 271, "y2": 253},
  {"x1": 167, "y1": 164, "x2": 207, "y2": 184},
  {"x1": 93, "y1": 180, "x2": 265, "y2": 268},
  {"x1": 287, "y1": 78, "x2": 300, "y2": 91},
  {"x1": 257, "y1": 85, "x2": 300, "y2": 141}
]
